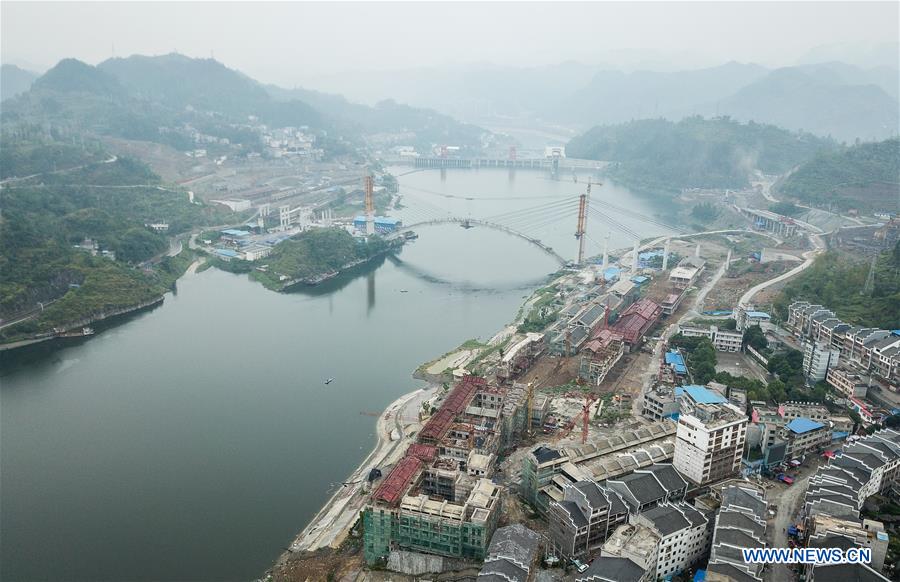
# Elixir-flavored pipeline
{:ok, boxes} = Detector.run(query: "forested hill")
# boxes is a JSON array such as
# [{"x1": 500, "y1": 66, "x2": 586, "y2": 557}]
[
  {"x1": 778, "y1": 138, "x2": 900, "y2": 212},
  {"x1": 566, "y1": 117, "x2": 835, "y2": 194},
  {"x1": 1, "y1": 54, "x2": 489, "y2": 157},
  {"x1": 774, "y1": 242, "x2": 900, "y2": 330},
  {"x1": 0, "y1": 140, "x2": 227, "y2": 340}
]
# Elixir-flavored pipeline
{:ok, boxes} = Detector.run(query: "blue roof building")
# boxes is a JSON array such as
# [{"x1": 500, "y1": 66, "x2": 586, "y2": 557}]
[
  {"x1": 676, "y1": 385, "x2": 727, "y2": 405},
  {"x1": 786, "y1": 417, "x2": 824, "y2": 434},
  {"x1": 602, "y1": 267, "x2": 621, "y2": 282},
  {"x1": 665, "y1": 351, "x2": 687, "y2": 375},
  {"x1": 631, "y1": 275, "x2": 650, "y2": 285},
  {"x1": 221, "y1": 229, "x2": 251, "y2": 237},
  {"x1": 214, "y1": 248, "x2": 240, "y2": 260}
]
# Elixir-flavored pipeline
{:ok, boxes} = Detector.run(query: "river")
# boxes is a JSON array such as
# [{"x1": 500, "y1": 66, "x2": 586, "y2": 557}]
[{"x1": 0, "y1": 168, "x2": 671, "y2": 581}]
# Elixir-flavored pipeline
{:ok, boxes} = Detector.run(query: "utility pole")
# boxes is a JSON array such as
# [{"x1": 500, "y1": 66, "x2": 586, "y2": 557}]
[{"x1": 575, "y1": 181, "x2": 590, "y2": 265}]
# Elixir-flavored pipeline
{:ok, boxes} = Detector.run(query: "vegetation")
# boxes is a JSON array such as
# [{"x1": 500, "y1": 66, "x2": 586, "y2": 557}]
[
  {"x1": 250, "y1": 228, "x2": 394, "y2": 290},
  {"x1": 690, "y1": 202, "x2": 720, "y2": 223},
  {"x1": 774, "y1": 243, "x2": 900, "y2": 329},
  {"x1": 778, "y1": 138, "x2": 900, "y2": 211},
  {"x1": 518, "y1": 288, "x2": 560, "y2": 333},
  {"x1": 669, "y1": 335, "x2": 718, "y2": 384},
  {"x1": 566, "y1": 116, "x2": 834, "y2": 194},
  {"x1": 0, "y1": 140, "x2": 225, "y2": 340},
  {"x1": 768, "y1": 201, "x2": 801, "y2": 216}
]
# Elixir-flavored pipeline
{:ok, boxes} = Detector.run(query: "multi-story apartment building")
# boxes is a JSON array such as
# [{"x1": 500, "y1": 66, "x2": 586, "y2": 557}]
[
  {"x1": 707, "y1": 484, "x2": 768, "y2": 582},
  {"x1": 678, "y1": 324, "x2": 743, "y2": 352},
  {"x1": 596, "y1": 523, "x2": 661, "y2": 582},
  {"x1": 805, "y1": 429, "x2": 900, "y2": 521},
  {"x1": 642, "y1": 387, "x2": 680, "y2": 421},
  {"x1": 674, "y1": 388, "x2": 747, "y2": 485},
  {"x1": 547, "y1": 481, "x2": 629, "y2": 561},
  {"x1": 633, "y1": 502, "x2": 712, "y2": 580},
  {"x1": 802, "y1": 340, "x2": 841, "y2": 381},
  {"x1": 780, "y1": 417, "x2": 831, "y2": 459},
  {"x1": 826, "y1": 368, "x2": 871, "y2": 398}
]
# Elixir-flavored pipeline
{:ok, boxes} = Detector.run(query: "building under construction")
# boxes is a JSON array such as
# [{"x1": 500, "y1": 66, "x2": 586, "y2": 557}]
[
  {"x1": 362, "y1": 375, "x2": 536, "y2": 564},
  {"x1": 520, "y1": 421, "x2": 677, "y2": 514}
]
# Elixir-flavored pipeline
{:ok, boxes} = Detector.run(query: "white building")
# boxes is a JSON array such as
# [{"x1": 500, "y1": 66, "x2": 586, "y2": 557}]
[
  {"x1": 633, "y1": 502, "x2": 711, "y2": 580},
  {"x1": 803, "y1": 341, "x2": 841, "y2": 382},
  {"x1": 678, "y1": 325, "x2": 743, "y2": 353},
  {"x1": 674, "y1": 387, "x2": 747, "y2": 486}
]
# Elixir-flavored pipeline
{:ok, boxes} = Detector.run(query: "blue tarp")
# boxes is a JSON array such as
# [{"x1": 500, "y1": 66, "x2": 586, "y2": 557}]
[{"x1": 693, "y1": 570, "x2": 706, "y2": 582}]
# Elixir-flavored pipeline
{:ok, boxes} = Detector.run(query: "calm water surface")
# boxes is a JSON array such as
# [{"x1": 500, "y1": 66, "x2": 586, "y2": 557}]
[{"x1": 0, "y1": 169, "x2": 670, "y2": 581}]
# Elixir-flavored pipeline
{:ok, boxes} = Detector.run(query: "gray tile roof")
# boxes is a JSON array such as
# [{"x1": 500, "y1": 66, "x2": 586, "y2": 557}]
[
  {"x1": 486, "y1": 524, "x2": 540, "y2": 570},
  {"x1": 478, "y1": 559, "x2": 528, "y2": 582},
  {"x1": 645, "y1": 463, "x2": 687, "y2": 493},
  {"x1": 811, "y1": 563, "x2": 890, "y2": 582},
  {"x1": 641, "y1": 503, "x2": 694, "y2": 537},
  {"x1": 717, "y1": 511, "x2": 765, "y2": 540}
]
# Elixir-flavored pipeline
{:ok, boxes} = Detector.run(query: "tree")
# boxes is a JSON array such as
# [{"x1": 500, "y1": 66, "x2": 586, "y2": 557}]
[{"x1": 743, "y1": 325, "x2": 768, "y2": 352}]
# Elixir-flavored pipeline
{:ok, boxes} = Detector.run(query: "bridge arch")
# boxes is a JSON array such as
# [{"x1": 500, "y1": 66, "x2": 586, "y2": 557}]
[{"x1": 398, "y1": 218, "x2": 568, "y2": 265}]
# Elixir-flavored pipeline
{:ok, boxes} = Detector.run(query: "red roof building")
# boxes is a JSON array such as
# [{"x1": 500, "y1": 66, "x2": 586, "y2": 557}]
[
  {"x1": 612, "y1": 298, "x2": 662, "y2": 345},
  {"x1": 372, "y1": 455, "x2": 423, "y2": 506}
]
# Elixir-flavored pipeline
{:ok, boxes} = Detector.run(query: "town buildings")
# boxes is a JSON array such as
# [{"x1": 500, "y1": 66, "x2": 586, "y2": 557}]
[
  {"x1": 673, "y1": 387, "x2": 747, "y2": 485},
  {"x1": 477, "y1": 524, "x2": 541, "y2": 582},
  {"x1": 678, "y1": 324, "x2": 744, "y2": 352},
  {"x1": 547, "y1": 481, "x2": 629, "y2": 561},
  {"x1": 787, "y1": 301, "x2": 900, "y2": 387},
  {"x1": 707, "y1": 484, "x2": 768, "y2": 582},
  {"x1": 802, "y1": 340, "x2": 841, "y2": 382},
  {"x1": 632, "y1": 502, "x2": 712, "y2": 580},
  {"x1": 363, "y1": 376, "x2": 528, "y2": 564}
]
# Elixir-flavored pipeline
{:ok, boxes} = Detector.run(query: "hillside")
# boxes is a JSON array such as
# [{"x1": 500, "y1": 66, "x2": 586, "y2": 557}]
[
  {"x1": 774, "y1": 243, "x2": 900, "y2": 329},
  {"x1": 557, "y1": 62, "x2": 769, "y2": 126},
  {"x1": 567, "y1": 117, "x2": 834, "y2": 194},
  {"x1": 712, "y1": 65, "x2": 900, "y2": 142},
  {"x1": 778, "y1": 138, "x2": 900, "y2": 212},
  {"x1": 0, "y1": 56, "x2": 334, "y2": 156},
  {"x1": 267, "y1": 85, "x2": 487, "y2": 153},
  {"x1": 0, "y1": 64, "x2": 38, "y2": 101},
  {"x1": 98, "y1": 54, "x2": 323, "y2": 130},
  {"x1": 249, "y1": 228, "x2": 394, "y2": 290},
  {"x1": 0, "y1": 140, "x2": 227, "y2": 339}
]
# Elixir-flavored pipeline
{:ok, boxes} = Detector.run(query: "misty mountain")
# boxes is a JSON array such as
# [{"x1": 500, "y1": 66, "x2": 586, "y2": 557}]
[
  {"x1": 554, "y1": 62, "x2": 770, "y2": 125},
  {"x1": 0, "y1": 64, "x2": 38, "y2": 101},
  {"x1": 707, "y1": 65, "x2": 900, "y2": 142},
  {"x1": 97, "y1": 54, "x2": 323, "y2": 129},
  {"x1": 301, "y1": 61, "x2": 598, "y2": 121},
  {"x1": 266, "y1": 84, "x2": 486, "y2": 151},
  {"x1": 311, "y1": 60, "x2": 898, "y2": 144},
  {"x1": 778, "y1": 138, "x2": 900, "y2": 211},
  {"x1": 32, "y1": 58, "x2": 126, "y2": 97},
  {"x1": 567, "y1": 116, "x2": 835, "y2": 194}
]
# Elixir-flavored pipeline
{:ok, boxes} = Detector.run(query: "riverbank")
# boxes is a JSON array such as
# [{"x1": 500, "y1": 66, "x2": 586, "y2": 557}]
[{"x1": 276, "y1": 385, "x2": 436, "y2": 561}]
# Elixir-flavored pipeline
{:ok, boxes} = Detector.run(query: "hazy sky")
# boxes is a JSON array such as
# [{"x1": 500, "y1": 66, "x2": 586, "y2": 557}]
[{"x1": 3, "y1": 1, "x2": 898, "y2": 86}]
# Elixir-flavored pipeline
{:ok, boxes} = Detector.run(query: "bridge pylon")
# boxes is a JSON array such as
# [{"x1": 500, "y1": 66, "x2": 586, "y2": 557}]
[
  {"x1": 364, "y1": 173, "x2": 375, "y2": 236},
  {"x1": 575, "y1": 181, "x2": 591, "y2": 265}
]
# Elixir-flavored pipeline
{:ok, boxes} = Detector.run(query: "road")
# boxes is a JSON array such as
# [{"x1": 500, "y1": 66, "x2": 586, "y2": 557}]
[
  {"x1": 284, "y1": 386, "x2": 436, "y2": 555},
  {"x1": 633, "y1": 258, "x2": 730, "y2": 414},
  {"x1": 738, "y1": 232, "x2": 825, "y2": 307},
  {"x1": 0, "y1": 154, "x2": 117, "y2": 185}
]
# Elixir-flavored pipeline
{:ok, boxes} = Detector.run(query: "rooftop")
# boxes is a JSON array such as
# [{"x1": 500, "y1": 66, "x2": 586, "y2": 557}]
[
  {"x1": 786, "y1": 417, "x2": 826, "y2": 434},
  {"x1": 678, "y1": 385, "x2": 728, "y2": 405}
]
